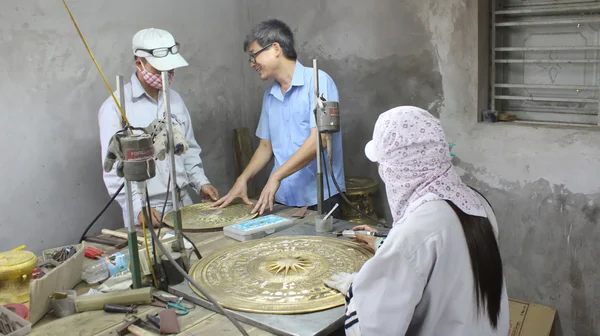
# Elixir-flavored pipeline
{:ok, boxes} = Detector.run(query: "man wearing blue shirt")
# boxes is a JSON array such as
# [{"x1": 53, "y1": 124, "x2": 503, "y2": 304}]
[{"x1": 214, "y1": 19, "x2": 345, "y2": 217}]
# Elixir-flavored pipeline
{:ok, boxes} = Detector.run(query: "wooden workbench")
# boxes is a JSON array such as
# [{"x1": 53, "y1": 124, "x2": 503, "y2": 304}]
[{"x1": 29, "y1": 205, "x2": 313, "y2": 336}]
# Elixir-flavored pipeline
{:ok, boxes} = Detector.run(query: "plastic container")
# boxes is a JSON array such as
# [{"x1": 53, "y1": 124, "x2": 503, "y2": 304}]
[
  {"x1": 223, "y1": 215, "x2": 293, "y2": 241},
  {"x1": 315, "y1": 215, "x2": 333, "y2": 233},
  {"x1": 0, "y1": 250, "x2": 38, "y2": 305},
  {"x1": 81, "y1": 251, "x2": 130, "y2": 284},
  {"x1": 0, "y1": 304, "x2": 31, "y2": 336}
]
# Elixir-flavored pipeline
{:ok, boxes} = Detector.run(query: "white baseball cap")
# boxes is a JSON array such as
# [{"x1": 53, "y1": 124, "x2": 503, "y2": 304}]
[
  {"x1": 364, "y1": 140, "x2": 377, "y2": 162},
  {"x1": 132, "y1": 28, "x2": 189, "y2": 71}
]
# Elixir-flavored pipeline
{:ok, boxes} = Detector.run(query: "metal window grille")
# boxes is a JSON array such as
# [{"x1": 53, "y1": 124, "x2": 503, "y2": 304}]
[{"x1": 491, "y1": 0, "x2": 600, "y2": 125}]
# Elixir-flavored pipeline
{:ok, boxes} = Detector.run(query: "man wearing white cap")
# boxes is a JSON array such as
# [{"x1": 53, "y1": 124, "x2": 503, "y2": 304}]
[{"x1": 98, "y1": 28, "x2": 219, "y2": 227}]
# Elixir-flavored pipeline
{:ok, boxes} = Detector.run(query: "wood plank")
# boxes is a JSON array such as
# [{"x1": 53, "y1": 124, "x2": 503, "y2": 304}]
[{"x1": 29, "y1": 305, "x2": 157, "y2": 336}]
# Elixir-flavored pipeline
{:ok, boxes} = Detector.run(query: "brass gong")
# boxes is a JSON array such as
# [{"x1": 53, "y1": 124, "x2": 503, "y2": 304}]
[
  {"x1": 163, "y1": 202, "x2": 257, "y2": 231},
  {"x1": 188, "y1": 236, "x2": 373, "y2": 314}
]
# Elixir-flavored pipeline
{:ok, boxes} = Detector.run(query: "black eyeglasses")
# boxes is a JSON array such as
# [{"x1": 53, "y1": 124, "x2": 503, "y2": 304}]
[
  {"x1": 248, "y1": 43, "x2": 273, "y2": 63},
  {"x1": 136, "y1": 42, "x2": 180, "y2": 58}
]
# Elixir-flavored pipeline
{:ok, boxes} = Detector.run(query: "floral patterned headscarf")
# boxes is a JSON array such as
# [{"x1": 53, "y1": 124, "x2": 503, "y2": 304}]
[{"x1": 366, "y1": 106, "x2": 486, "y2": 224}]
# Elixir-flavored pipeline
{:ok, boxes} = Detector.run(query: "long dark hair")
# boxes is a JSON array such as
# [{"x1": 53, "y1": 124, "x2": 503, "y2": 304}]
[{"x1": 445, "y1": 188, "x2": 503, "y2": 329}]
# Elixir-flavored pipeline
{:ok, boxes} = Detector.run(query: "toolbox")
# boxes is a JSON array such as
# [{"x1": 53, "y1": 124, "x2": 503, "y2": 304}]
[{"x1": 223, "y1": 215, "x2": 294, "y2": 241}]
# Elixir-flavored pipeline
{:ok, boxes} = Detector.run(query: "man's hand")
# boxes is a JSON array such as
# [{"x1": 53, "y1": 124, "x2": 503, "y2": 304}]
[
  {"x1": 212, "y1": 179, "x2": 253, "y2": 208},
  {"x1": 353, "y1": 225, "x2": 378, "y2": 251},
  {"x1": 200, "y1": 184, "x2": 219, "y2": 202},
  {"x1": 252, "y1": 176, "x2": 281, "y2": 215},
  {"x1": 138, "y1": 208, "x2": 162, "y2": 228}
]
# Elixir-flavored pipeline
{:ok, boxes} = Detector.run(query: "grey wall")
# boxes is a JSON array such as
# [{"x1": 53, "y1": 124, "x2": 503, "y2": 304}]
[
  {"x1": 0, "y1": 1, "x2": 250, "y2": 252},
  {"x1": 1, "y1": 0, "x2": 598, "y2": 335}
]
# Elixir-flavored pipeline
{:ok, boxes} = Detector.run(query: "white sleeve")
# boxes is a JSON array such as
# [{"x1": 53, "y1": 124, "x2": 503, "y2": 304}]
[
  {"x1": 345, "y1": 228, "x2": 427, "y2": 336},
  {"x1": 98, "y1": 98, "x2": 142, "y2": 225}
]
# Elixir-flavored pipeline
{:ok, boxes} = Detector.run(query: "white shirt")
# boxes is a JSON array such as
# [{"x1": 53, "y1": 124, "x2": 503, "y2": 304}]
[
  {"x1": 344, "y1": 195, "x2": 510, "y2": 336},
  {"x1": 98, "y1": 72, "x2": 210, "y2": 226}
]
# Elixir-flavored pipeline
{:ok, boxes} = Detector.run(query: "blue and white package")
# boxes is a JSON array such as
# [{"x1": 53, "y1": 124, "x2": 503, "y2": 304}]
[{"x1": 224, "y1": 215, "x2": 293, "y2": 241}]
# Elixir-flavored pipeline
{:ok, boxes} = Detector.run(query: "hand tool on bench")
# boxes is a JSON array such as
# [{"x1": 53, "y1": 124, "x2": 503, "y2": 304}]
[
  {"x1": 84, "y1": 236, "x2": 129, "y2": 249},
  {"x1": 102, "y1": 229, "x2": 145, "y2": 244},
  {"x1": 116, "y1": 316, "x2": 160, "y2": 336}
]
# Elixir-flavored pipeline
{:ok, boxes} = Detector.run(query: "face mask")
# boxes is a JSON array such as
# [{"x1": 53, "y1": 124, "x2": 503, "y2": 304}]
[{"x1": 137, "y1": 62, "x2": 174, "y2": 90}]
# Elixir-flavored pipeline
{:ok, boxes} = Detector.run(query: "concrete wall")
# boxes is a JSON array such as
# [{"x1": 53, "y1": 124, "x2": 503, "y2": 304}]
[{"x1": 0, "y1": 0, "x2": 249, "y2": 252}]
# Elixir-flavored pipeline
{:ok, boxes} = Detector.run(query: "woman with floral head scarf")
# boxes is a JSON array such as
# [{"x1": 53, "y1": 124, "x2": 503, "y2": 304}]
[{"x1": 324, "y1": 106, "x2": 509, "y2": 335}]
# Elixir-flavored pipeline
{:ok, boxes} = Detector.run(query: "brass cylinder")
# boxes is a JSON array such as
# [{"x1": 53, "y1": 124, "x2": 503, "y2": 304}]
[
  {"x1": 340, "y1": 177, "x2": 379, "y2": 225},
  {"x1": 0, "y1": 250, "x2": 38, "y2": 304}
]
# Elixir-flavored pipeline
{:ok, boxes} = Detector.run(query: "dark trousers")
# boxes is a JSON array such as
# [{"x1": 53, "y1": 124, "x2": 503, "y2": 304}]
[{"x1": 307, "y1": 194, "x2": 343, "y2": 219}]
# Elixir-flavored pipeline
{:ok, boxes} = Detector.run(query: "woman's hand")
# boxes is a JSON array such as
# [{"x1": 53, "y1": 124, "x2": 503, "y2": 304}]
[{"x1": 352, "y1": 225, "x2": 378, "y2": 251}]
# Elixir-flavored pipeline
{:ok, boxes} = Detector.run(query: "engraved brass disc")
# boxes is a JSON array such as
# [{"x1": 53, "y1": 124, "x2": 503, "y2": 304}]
[
  {"x1": 163, "y1": 202, "x2": 257, "y2": 231},
  {"x1": 188, "y1": 236, "x2": 373, "y2": 314}
]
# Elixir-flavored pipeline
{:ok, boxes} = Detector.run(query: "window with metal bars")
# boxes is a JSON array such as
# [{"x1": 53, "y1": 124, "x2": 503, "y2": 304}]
[{"x1": 491, "y1": 0, "x2": 600, "y2": 125}]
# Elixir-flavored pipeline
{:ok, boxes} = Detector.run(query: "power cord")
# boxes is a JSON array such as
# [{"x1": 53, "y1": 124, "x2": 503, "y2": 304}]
[
  {"x1": 79, "y1": 182, "x2": 124, "y2": 243},
  {"x1": 325, "y1": 136, "x2": 386, "y2": 226},
  {"x1": 318, "y1": 134, "x2": 333, "y2": 211}
]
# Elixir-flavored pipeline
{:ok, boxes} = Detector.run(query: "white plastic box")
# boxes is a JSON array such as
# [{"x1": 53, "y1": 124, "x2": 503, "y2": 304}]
[{"x1": 223, "y1": 215, "x2": 294, "y2": 241}]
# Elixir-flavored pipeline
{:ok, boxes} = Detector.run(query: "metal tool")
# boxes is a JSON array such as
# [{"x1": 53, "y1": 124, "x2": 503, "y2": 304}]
[
  {"x1": 152, "y1": 292, "x2": 193, "y2": 315},
  {"x1": 0, "y1": 312, "x2": 18, "y2": 334},
  {"x1": 116, "y1": 316, "x2": 160, "y2": 336},
  {"x1": 84, "y1": 236, "x2": 129, "y2": 249},
  {"x1": 51, "y1": 246, "x2": 76, "y2": 263},
  {"x1": 103, "y1": 304, "x2": 137, "y2": 314},
  {"x1": 336, "y1": 230, "x2": 387, "y2": 239},
  {"x1": 313, "y1": 59, "x2": 341, "y2": 215}
]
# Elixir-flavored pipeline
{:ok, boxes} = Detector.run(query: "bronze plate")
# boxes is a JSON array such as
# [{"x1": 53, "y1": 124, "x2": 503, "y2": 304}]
[
  {"x1": 188, "y1": 236, "x2": 373, "y2": 314},
  {"x1": 163, "y1": 202, "x2": 257, "y2": 231}
]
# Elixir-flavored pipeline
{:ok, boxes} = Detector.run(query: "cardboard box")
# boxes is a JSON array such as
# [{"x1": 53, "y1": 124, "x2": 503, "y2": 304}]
[
  {"x1": 509, "y1": 299, "x2": 556, "y2": 336},
  {"x1": 29, "y1": 243, "x2": 86, "y2": 325}
]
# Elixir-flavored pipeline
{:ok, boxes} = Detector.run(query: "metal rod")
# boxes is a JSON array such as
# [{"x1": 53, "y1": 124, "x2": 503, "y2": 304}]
[
  {"x1": 495, "y1": 84, "x2": 598, "y2": 90},
  {"x1": 496, "y1": 3, "x2": 600, "y2": 15},
  {"x1": 496, "y1": 17, "x2": 600, "y2": 27},
  {"x1": 117, "y1": 75, "x2": 142, "y2": 289},
  {"x1": 495, "y1": 95, "x2": 598, "y2": 103},
  {"x1": 496, "y1": 59, "x2": 600, "y2": 63},
  {"x1": 161, "y1": 71, "x2": 186, "y2": 265},
  {"x1": 490, "y1": 0, "x2": 497, "y2": 114},
  {"x1": 313, "y1": 59, "x2": 324, "y2": 215},
  {"x1": 597, "y1": 54, "x2": 600, "y2": 125},
  {"x1": 503, "y1": 109, "x2": 598, "y2": 116},
  {"x1": 496, "y1": 46, "x2": 600, "y2": 51},
  {"x1": 503, "y1": 0, "x2": 599, "y2": 6}
]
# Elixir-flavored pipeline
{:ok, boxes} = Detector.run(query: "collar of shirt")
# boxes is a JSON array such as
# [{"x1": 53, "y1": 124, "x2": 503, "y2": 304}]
[
  {"x1": 269, "y1": 60, "x2": 306, "y2": 101},
  {"x1": 130, "y1": 71, "x2": 150, "y2": 100}
]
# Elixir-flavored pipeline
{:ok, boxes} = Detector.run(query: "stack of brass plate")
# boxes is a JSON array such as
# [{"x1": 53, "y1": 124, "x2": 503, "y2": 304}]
[
  {"x1": 163, "y1": 202, "x2": 257, "y2": 231},
  {"x1": 188, "y1": 236, "x2": 373, "y2": 314}
]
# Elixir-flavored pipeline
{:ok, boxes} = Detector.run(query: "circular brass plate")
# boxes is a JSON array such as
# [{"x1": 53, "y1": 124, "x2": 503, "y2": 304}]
[
  {"x1": 163, "y1": 202, "x2": 257, "y2": 231},
  {"x1": 188, "y1": 236, "x2": 373, "y2": 314}
]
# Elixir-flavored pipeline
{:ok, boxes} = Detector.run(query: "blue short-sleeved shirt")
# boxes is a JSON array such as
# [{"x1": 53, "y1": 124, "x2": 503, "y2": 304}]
[{"x1": 256, "y1": 61, "x2": 346, "y2": 207}]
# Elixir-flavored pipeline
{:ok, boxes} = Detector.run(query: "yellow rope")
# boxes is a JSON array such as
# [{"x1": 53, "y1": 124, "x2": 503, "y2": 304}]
[
  {"x1": 61, "y1": 0, "x2": 130, "y2": 126},
  {"x1": 141, "y1": 211, "x2": 159, "y2": 288}
]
